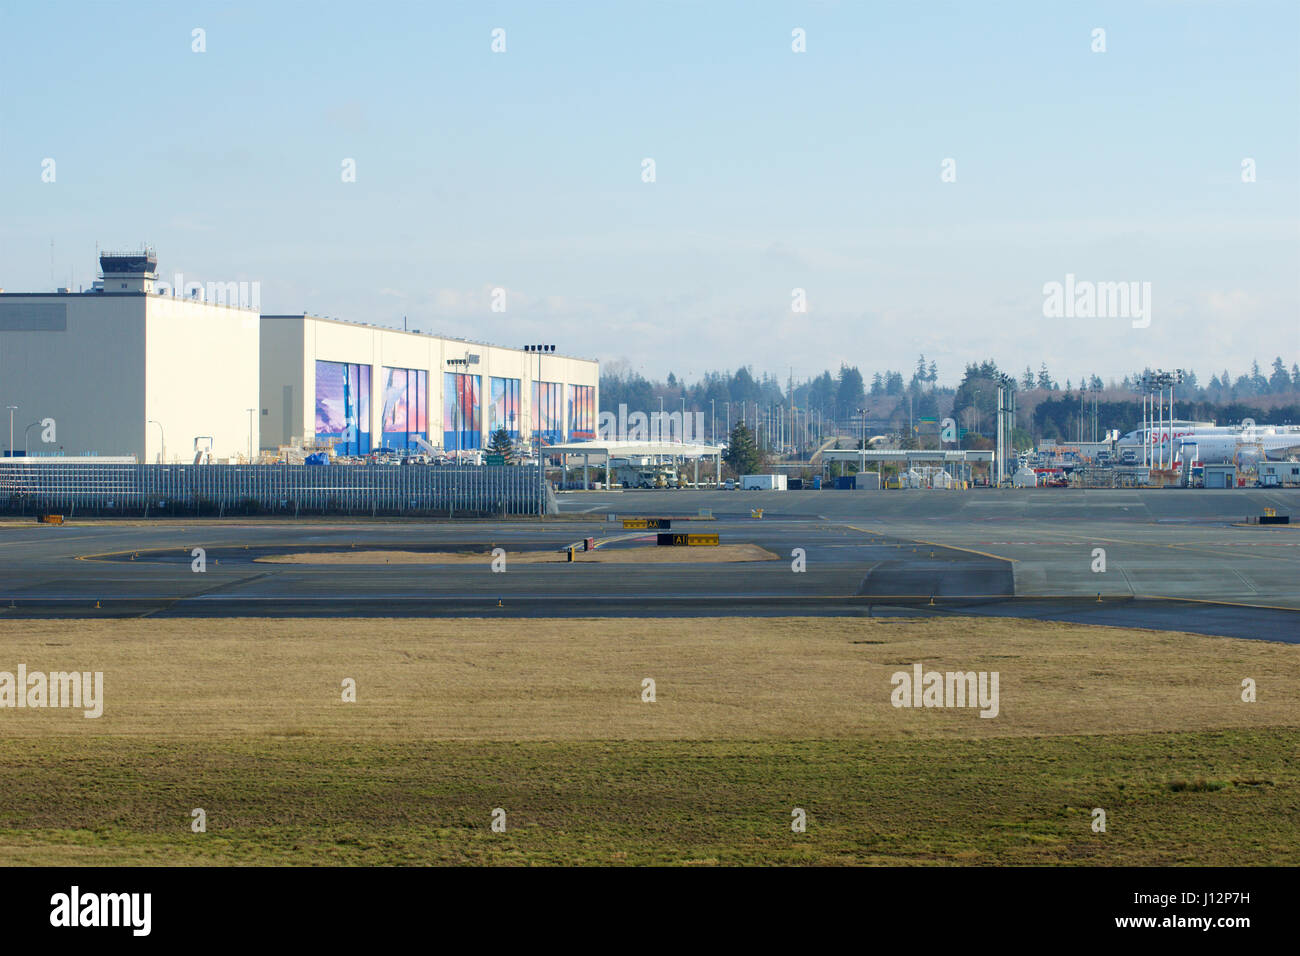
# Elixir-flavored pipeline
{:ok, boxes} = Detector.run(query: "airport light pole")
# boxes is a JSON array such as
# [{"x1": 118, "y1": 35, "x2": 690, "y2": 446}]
[
  {"x1": 1135, "y1": 378, "x2": 1148, "y2": 468},
  {"x1": 1149, "y1": 369, "x2": 1183, "y2": 470},
  {"x1": 5, "y1": 406, "x2": 16, "y2": 458},
  {"x1": 245, "y1": 409, "x2": 255, "y2": 463},
  {"x1": 993, "y1": 372, "x2": 1015, "y2": 486},
  {"x1": 148, "y1": 419, "x2": 165, "y2": 464},
  {"x1": 856, "y1": 406, "x2": 867, "y2": 475},
  {"x1": 524, "y1": 345, "x2": 555, "y2": 517}
]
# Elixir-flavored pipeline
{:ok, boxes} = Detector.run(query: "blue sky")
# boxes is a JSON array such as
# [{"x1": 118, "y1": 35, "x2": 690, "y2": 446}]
[{"x1": 2, "y1": 0, "x2": 1296, "y2": 386}]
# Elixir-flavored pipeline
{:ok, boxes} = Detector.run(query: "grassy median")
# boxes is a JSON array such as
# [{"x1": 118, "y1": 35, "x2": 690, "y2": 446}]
[{"x1": 0, "y1": 617, "x2": 1295, "y2": 864}]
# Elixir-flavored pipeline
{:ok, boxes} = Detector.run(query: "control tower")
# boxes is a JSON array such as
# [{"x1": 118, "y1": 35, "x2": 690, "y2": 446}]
[{"x1": 97, "y1": 248, "x2": 158, "y2": 293}]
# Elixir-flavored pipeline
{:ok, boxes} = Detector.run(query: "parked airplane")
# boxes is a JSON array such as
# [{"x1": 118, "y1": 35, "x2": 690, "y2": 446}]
[
  {"x1": 1116, "y1": 421, "x2": 1300, "y2": 464},
  {"x1": 1176, "y1": 431, "x2": 1300, "y2": 466}
]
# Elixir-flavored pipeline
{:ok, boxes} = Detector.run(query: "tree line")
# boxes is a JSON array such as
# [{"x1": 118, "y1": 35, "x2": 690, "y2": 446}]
[{"x1": 600, "y1": 355, "x2": 1300, "y2": 444}]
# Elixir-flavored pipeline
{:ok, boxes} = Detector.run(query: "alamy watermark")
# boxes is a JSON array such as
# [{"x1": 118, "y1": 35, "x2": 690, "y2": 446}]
[
  {"x1": 890, "y1": 662, "x2": 999, "y2": 718},
  {"x1": 598, "y1": 403, "x2": 707, "y2": 442},
  {"x1": 154, "y1": 273, "x2": 260, "y2": 311},
  {"x1": 0, "y1": 665, "x2": 103, "y2": 718},
  {"x1": 50, "y1": 886, "x2": 150, "y2": 936},
  {"x1": 1042, "y1": 273, "x2": 1151, "y2": 329}
]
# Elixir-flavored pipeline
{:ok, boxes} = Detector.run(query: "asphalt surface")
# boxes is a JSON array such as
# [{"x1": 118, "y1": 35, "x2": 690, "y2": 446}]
[{"x1": 0, "y1": 488, "x2": 1296, "y2": 640}]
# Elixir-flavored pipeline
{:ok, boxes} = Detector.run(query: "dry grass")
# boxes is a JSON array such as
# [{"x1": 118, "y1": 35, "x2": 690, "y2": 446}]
[
  {"x1": 255, "y1": 543, "x2": 776, "y2": 565},
  {"x1": 0, "y1": 617, "x2": 1293, "y2": 741},
  {"x1": 1, "y1": 616, "x2": 1296, "y2": 865}
]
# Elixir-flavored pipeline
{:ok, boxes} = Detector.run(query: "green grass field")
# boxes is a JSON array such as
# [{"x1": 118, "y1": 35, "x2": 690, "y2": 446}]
[
  {"x1": 1, "y1": 733, "x2": 1293, "y2": 865},
  {"x1": 0, "y1": 617, "x2": 1295, "y2": 865}
]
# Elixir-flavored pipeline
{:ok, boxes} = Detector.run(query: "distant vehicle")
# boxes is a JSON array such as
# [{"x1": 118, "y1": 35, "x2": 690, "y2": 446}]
[
  {"x1": 723, "y1": 478, "x2": 735, "y2": 491},
  {"x1": 612, "y1": 460, "x2": 677, "y2": 488},
  {"x1": 741, "y1": 474, "x2": 787, "y2": 491}
]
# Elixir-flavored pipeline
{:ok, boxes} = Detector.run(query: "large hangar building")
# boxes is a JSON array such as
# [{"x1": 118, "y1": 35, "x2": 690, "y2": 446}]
[
  {"x1": 260, "y1": 314, "x2": 598, "y2": 457},
  {"x1": 0, "y1": 251, "x2": 260, "y2": 463},
  {"x1": 0, "y1": 251, "x2": 599, "y2": 462}
]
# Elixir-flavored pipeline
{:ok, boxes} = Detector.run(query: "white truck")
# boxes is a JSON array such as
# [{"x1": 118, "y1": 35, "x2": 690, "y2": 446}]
[
  {"x1": 741, "y1": 474, "x2": 788, "y2": 491},
  {"x1": 612, "y1": 457, "x2": 678, "y2": 489}
]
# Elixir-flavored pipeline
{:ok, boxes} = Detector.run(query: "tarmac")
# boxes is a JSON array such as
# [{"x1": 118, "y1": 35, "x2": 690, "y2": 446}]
[{"x1": 0, "y1": 488, "x2": 1296, "y2": 640}]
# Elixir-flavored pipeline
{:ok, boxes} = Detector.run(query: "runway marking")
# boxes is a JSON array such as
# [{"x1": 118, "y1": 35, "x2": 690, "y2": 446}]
[
  {"x1": 1082, "y1": 534, "x2": 1300, "y2": 564},
  {"x1": 1132, "y1": 594, "x2": 1300, "y2": 613},
  {"x1": 1116, "y1": 566, "x2": 1137, "y2": 596},
  {"x1": 1229, "y1": 568, "x2": 1259, "y2": 594},
  {"x1": 844, "y1": 525, "x2": 1018, "y2": 563}
]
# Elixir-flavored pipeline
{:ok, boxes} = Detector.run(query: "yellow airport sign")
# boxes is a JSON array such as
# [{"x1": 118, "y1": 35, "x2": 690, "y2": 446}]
[
  {"x1": 657, "y1": 533, "x2": 719, "y2": 547},
  {"x1": 623, "y1": 517, "x2": 671, "y2": 529}
]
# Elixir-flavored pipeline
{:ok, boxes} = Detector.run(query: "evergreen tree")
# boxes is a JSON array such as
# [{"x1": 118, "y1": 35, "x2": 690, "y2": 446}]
[
  {"x1": 1269, "y1": 357, "x2": 1291, "y2": 392},
  {"x1": 870, "y1": 372, "x2": 884, "y2": 396},
  {"x1": 1250, "y1": 360, "x2": 1267, "y2": 394},
  {"x1": 722, "y1": 422, "x2": 762, "y2": 475},
  {"x1": 911, "y1": 354, "x2": 927, "y2": 391},
  {"x1": 1021, "y1": 366, "x2": 1035, "y2": 389},
  {"x1": 1037, "y1": 363, "x2": 1054, "y2": 390},
  {"x1": 836, "y1": 364, "x2": 866, "y2": 411},
  {"x1": 489, "y1": 427, "x2": 514, "y2": 462}
]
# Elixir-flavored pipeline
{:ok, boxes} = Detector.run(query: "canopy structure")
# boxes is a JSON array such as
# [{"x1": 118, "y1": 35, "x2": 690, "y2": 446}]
[
  {"x1": 820, "y1": 448, "x2": 995, "y2": 486},
  {"x1": 543, "y1": 439, "x2": 724, "y2": 489},
  {"x1": 820, "y1": 449, "x2": 994, "y2": 463}
]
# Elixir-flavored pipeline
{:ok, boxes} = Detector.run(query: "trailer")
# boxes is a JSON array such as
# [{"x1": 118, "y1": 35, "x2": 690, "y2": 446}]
[{"x1": 741, "y1": 474, "x2": 787, "y2": 491}]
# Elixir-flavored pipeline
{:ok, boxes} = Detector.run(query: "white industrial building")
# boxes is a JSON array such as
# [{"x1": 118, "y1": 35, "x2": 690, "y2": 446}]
[
  {"x1": 0, "y1": 251, "x2": 260, "y2": 463},
  {"x1": 0, "y1": 250, "x2": 599, "y2": 462},
  {"x1": 259, "y1": 314, "x2": 598, "y2": 457}
]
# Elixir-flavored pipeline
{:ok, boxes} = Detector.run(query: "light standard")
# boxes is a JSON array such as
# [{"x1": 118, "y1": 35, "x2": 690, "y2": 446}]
[
  {"x1": 246, "y1": 409, "x2": 256, "y2": 463},
  {"x1": 5, "y1": 406, "x2": 16, "y2": 457},
  {"x1": 524, "y1": 345, "x2": 555, "y2": 517},
  {"x1": 147, "y1": 420, "x2": 165, "y2": 464},
  {"x1": 856, "y1": 406, "x2": 867, "y2": 475},
  {"x1": 23, "y1": 421, "x2": 40, "y2": 456},
  {"x1": 710, "y1": 399, "x2": 715, "y2": 444}
]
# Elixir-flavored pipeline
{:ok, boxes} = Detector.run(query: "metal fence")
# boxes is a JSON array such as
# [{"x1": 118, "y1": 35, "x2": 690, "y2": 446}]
[{"x1": 0, "y1": 463, "x2": 553, "y2": 517}]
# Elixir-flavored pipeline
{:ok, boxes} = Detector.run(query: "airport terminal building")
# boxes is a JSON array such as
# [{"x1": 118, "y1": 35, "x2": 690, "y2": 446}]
[{"x1": 0, "y1": 251, "x2": 599, "y2": 463}]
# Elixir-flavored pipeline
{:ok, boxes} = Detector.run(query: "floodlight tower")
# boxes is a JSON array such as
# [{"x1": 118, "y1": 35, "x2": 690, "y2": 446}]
[
  {"x1": 991, "y1": 372, "x2": 1016, "y2": 486},
  {"x1": 523, "y1": 344, "x2": 556, "y2": 517}
]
